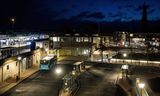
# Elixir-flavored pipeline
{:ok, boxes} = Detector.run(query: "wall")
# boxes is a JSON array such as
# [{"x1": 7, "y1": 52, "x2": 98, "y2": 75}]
[
  {"x1": 0, "y1": 48, "x2": 45, "y2": 82},
  {"x1": 0, "y1": 67, "x2": 2, "y2": 82},
  {"x1": 36, "y1": 40, "x2": 49, "y2": 49},
  {"x1": 3, "y1": 61, "x2": 18, "y2": 81}
]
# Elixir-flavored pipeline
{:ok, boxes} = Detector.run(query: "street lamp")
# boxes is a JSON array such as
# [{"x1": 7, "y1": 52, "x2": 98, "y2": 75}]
[
  {"x1": 17, "y1": 56, "x2": 22, "y2": 81},
  {"x1": 55, "y1": 67, "x2": 62, "y2": 75},
  {"x1": 129, "y1": 34, "x2": 133, "y2": 64},
  {"x1": 121, "y1": 64, "x2": 128, "y2": 79},
  {"x1": 11, "y1": 18, "x2": 15, "y2": 35},
  {"x1": 129, "y1": 34, "x2": 133, "y2": 38},
  {"x1": 54, "y1": 67, "x2": 63, "y2": 95},
  {"x1": 11, "y1": 18, "x2": 15, "y2": 22},
  {"x1": 45, "y1": 48, "x2": 49, "y2": 52},
  {"x1": 45, "y1": 48, "x2": 49, "y2": 55},
  {"x1": 138, "y1": 83, "x2": 145, "y2": 96},
  {"x1": 123, "y1": 53, "x2": 127, "y2": 57},
  {"x1": 123, "y1": 53, "x2": 127, "y2": 63}
]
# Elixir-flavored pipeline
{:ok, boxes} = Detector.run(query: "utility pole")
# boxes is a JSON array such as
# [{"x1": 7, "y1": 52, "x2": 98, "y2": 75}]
[
  {"x1": 130, "y1": 33, "x2": 133, "y2": 64},
  {"x1": 17, "y1": 56, "x2": 22, "y2": 80}
]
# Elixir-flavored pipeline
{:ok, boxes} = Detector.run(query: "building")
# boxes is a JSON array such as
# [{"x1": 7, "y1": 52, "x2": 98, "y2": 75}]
[{"x1": 0, "y1": 35, "x2": 50, "y2": 82}]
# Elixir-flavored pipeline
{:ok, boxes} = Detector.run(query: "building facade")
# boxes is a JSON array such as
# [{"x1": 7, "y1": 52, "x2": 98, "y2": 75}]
[{"x1": 0, "y1": 35, "x2": 50, "y2": 82}]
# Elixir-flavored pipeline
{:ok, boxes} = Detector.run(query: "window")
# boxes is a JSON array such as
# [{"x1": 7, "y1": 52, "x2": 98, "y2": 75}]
[{"x1": 7, "y1": 65, "x2": 9, "y2": 70}]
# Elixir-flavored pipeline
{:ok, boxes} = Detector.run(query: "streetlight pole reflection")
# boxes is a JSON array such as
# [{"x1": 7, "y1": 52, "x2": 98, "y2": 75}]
[
  {"x1": 123, "y1": 53, "x2": 127, "y2": 63},
  {"x1": 54, "y1": 67, "x2": 63, "y2": 96},
  {"x1": 138, "y1": 83, "x2": 145, "y2": 96}
]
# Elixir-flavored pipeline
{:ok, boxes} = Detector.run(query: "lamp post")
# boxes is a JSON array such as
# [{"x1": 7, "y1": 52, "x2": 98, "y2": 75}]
[
  {"x1": 17, "y1": 56, "x2": 22, "y2": 80},
  {"x1": 54, "y1": 67, "x2": 63, "y2": 95},
  {"x1": 11, "y1": 18, "x2": 15, "y2": 35},
  {"x1": 138, "y1": 83, "x2": 145, "y2": 96},
  {"x1": 123, "y1": 53, "x2": 127, "y2": 64},
  {"x1": 45, "y1": 48, "x2": 49, "y2": 55},
  {"x1": 11, "y1": 18, "x2": 15, "y2": 27},
  {"x1": 121, "y1": 64, "x2": 128, "y2": 79},
  {"x1": 129, "y1": 34, "x2": 133, "y2": 64},
  {"x1": 55, "y1": 67, "x2": 62, "y2": 75}
]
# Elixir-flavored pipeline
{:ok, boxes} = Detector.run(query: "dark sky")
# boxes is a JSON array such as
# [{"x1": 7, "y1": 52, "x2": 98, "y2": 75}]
[{"x1": 0, "y1": 0, "x2": 160, "y2": 31}]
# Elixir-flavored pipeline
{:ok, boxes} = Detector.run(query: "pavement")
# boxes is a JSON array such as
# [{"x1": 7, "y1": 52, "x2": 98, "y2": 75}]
[
  {"x1": 58, "y1": 57, "x2": 137, "y2": 96},
  {"x1": 117, "y1": 71, "x2": 160, "y2": 96},
  {"x1": 118, "y1": 78, "x2": 136, "y2": 96},
  {"x1": 1, "y1": 55, "x2": 160, "y2": 96},
  {"x1": 0, "y1": 65, "x2": 39, "y2": 95},
  {"x1": 1, "y1": 56, "x2": 85, "y2": 96},
  {"x1": 130, "y1": 73, "x2": 160, "y2": 96}
]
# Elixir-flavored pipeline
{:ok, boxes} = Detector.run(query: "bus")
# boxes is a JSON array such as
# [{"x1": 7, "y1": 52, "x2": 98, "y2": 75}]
[{"x1": 39, "y1": 54, "x2": 57, "y2": 70}]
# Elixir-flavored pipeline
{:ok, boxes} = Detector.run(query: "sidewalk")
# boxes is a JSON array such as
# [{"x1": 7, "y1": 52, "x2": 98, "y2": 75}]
[
  {"x1": 0, "y1": 65, "x2": 39, "y2": 95},
  {"x1": 131, "y1": 74, "x2": 160, "y2": 96},
  {"x1": 118, "y1": 79, "x2": 136, "y2": 96}
]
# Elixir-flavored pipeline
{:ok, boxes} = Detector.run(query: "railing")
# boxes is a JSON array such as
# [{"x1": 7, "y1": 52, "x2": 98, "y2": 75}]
[
  {"x1": 53, "y1": 42, "x2": 92, "y2": 47},
  {"x1": 110, "y1": 58, "x2": 160, "y2": 67},
  {"x1": 0, "y1": 46, "x2": 30, "y2": 60}
]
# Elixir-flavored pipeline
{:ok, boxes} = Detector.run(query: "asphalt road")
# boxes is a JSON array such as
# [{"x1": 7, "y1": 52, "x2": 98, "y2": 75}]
[
  {"x1": 76, "y1": 64, "x2": 120, "y2": 96},
  {"x1": 2, "y1": 61, "x2": 74, "y2": 96}
]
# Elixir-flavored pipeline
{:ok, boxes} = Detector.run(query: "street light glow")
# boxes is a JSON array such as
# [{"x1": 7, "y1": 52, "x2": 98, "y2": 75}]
[
  {"x1": 130, "y1": 34, "x2": 133, "y2": 37},
  {"x1": 27, "y1": 42, "x2": 31, "y2": 45},
  {"x1": 17, "y1": 56, "x2": 22, "y2": 60},
  {"x1": 138, "y1": 83, "x2": 145, "y2": 88},
  {"x1": 123, "y1": 53, "x2": 127, "y2": 57},
  {"x1": 45, "y1": 48, "x2": 49, "y2": 52},
  {"x1": 11, "y1": 18, "x2": 15, "y2": 22},
  {"x1": 121, "y1": 64, "x2": 128, "y2": 70},
  {"x1": 55, "y1": 68, "x2": 62, "y2": 75}
]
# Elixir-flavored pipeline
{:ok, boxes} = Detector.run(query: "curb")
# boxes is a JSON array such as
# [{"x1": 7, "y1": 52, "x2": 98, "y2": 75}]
[
  {"x1": 72, "y1": 79, "x2": 80, "y2": 96},
  {"x1": 117, "y1": 79, "x2": 135, "y2": 96}
]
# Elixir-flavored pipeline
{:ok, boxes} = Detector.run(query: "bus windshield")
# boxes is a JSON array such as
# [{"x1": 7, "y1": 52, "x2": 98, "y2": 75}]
[{"x1": 40, "y1": 60, "x2": 49, "y2": 64}]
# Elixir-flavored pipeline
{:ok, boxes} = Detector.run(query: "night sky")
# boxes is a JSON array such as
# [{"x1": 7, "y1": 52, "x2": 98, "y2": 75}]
[{"x1": 0, "y1": 0, "x2": 160, "y2": 32}]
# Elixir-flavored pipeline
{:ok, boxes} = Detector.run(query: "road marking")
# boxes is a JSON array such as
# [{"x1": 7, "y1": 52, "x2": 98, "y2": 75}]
[{"x1": 15, "y1": 89, "x2": 25, "y2": 92}]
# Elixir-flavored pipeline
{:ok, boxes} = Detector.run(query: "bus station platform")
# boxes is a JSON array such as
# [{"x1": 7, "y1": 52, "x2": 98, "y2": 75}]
[{"x1": 0, "y1": 65, "x2": 39, "y2": 95}]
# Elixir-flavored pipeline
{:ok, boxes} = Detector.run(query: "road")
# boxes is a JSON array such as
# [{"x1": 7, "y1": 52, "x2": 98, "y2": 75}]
[
  {"x1": 3, "y1": 60, "x2": 129, "y2": 96},
  {"x1": 2, "y1": 61, "x2": 74, "y2": 96},
  {"x1": 76, "y1": 64, "x2": 121, "y2": 96}
]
